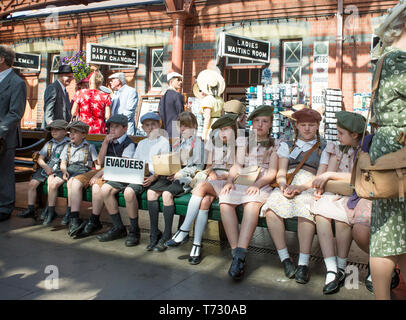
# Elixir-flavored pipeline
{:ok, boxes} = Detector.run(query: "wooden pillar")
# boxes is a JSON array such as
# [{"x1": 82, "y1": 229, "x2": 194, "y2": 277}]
[{"x1": 170, "y1": 13, "x2": 186, "y2": 74}]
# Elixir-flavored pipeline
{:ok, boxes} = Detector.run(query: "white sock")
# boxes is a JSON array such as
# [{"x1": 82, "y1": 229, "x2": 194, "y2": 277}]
[
  {"x1": 324, "y1": 256, "x2": 338, "y2": 284},
  {"x1": 277, "y1": 248, "x2": 290, "y2": 263},
  {"x1": 192, "y1": 209, "x2": 209, "y2": 246},
  {"x1": 337, "y1": 257, "x2": 347, "y2": 271},
  {"x1": 190, "y1": 243, "x2": 201, "y2": 257},
  {"x1": 174, "y1": 195, "x2": 203, "y2": 242},
  {"x1": 366, "y1": 273, "x2": 372, "y2": 281},
  {"x1": 298, "y1": 253, "x2": 310, "y2": 266}
]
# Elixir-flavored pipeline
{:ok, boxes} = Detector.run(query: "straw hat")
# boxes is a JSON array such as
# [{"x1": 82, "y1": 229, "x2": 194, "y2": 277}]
[
  {"x1": 375, "y1": 0, "x2": 406, "y2": 38},
  {"x1": 192, "y1": 82, "x2": 205, "y2": 99},
  {"x1": 195, "y1": 69, "x2": 225, "y2": 97},
  {"x1": 279, "y1": 104, "x2": 309, "y2": 121}
]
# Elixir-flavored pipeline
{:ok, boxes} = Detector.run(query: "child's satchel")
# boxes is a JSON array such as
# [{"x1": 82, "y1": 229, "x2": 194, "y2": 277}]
[
  {"x1": 233, "y1": 165, "x2": 261, "y2": 186},
  {"x1": 270, "y1": 142, "x2": 320, "y2": 188},
  {"x1": 152, "y1": 152, "x2": 182, "y2": 176},
  {"x1": 350, "y1": 52, "x2": 406, "y2": 202}
]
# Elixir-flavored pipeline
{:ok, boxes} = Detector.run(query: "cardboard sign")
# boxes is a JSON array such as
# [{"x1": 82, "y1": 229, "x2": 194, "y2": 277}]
[
  {"x1": 219, "y1": 33, "x2": 270, "y2": 63},
  {"x1": 86, "y1": 43, "x2": 138, "y2": 68},
  {"x1": 103, "y1": 156, "x2": 145, "y2": 184},
  {"x1": 13, "y1": 53, "x2": 41, "y2": 71}
]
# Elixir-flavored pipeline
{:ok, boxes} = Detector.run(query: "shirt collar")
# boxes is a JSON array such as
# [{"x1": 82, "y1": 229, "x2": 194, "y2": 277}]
[
  {"x1": 71, "y1": 139, "x2": 88, "y2": 148},
  {"x1": 52, "y1": 136, "x2": 70, "y2": 145},
  {"x1": 296, "y1": 138, "x2": 317, "y2": 148},
  {"x1": 113, "y1": 133, "x2": 128, "y2": 144}
]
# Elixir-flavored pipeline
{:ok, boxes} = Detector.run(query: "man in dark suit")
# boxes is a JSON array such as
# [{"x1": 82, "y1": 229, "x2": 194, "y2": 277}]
[
  {"x1": 41, "y1": 64, "x2": 74, "y2": 129},
  {"x1": 0, "y1": 45, "x2": 27, "y2": 222}
]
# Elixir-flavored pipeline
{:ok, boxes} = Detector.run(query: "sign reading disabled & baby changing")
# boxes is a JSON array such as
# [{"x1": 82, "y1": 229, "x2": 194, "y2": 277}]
[
  {"x1": 219, "y1": 32, "x2": 270, "y2": 63},
  {"x1": 103, "y1": 156, "x2": 145, "y2": 184},
  {"x1": 86, "y1": 43, "x2": 138, "y2": 68}
]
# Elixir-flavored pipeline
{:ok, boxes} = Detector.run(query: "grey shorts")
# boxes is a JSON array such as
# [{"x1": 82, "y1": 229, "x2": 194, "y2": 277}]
[{"x1": 105, "y1": 181, "x2": 129, "y2": 192}]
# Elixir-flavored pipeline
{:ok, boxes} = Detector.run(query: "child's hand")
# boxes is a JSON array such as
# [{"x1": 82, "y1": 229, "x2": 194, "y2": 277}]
[
  {"x1": 167, "y1": 174, "x2": 175, "y2": 181},
  {"x1": 207, "y1": 171, "x2": 218, "y2": 181},
  {"x1": 246, "y1": 185, "x2": 260, "y2": 196},
  {"x1": 89, "y1": 176, "x2": 98, "y2": 186},
  {"x1": 312, "y1": 172, "x2": 331, "y2": 190},
  {"x1": 143, "y1": 175, "x2": 156, "y2": 187},
  {"x1": 279, "y1": 182, "x2": 288, "y2": 193},
  {"x1": 283, "y1": 185, "x2": 302, "y2": 199},
  {"x1": 103, "y1": 133, "x2": 115, "y2": 144},
  {"x1": 44, "y1": 166, "x2": 53, "y2": 176},
  {"x1": 173, "y1": 172, "x2": 182, "y2": 180},
  {"x1": 220, "y1": 183, "x2": 235, "y2": 195},
  {"x1": 313, "y1": 188, "x2": 324, "y2": 200},
  {"x1": 62, "y1": 172, "x2": 69, "y2": 181}
]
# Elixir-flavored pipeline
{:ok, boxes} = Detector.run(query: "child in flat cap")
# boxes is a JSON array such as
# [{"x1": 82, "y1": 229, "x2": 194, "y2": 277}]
[
  {"x1": 52, "y1": 121, "x2": 100, "y2": 236},
  {"x1": 18, "y1": 120, "x2": 69, "y2": 223},
  {"x1": 260, "y1": 107, "x2": 329, "y2": 284},
  {"x1": 75, "y1": 114, "x2": 137, "y2": 240},
  {"x1": 219, "y1": 105, "x2": 280, "y2": 280},
  {"x1": 166, "y1": 112, "x2": 244, "y2": 264},
  {"x1": 146, "y1": 112, "x2": 205, "y2": 252}
]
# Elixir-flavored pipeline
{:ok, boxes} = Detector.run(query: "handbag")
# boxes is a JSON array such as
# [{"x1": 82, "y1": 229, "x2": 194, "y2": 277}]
[
  {"x1": 351, "y1": 53, "x2": 406, "y2": 201},
  {"x1": 233, "y1": 165, "x2": 261, "y2": 186},
  {"x1": 270, "y1": 141, "x2": 320, "y2": 188},
  {"x1": 152, "y1": 152, "x2": 182, "y2": 176}
]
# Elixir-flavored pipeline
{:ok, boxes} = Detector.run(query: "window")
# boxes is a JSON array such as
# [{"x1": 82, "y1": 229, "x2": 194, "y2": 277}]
[
  {"x1": 49, "y1": 53, "x2": 61, "y2": 83},
  {"x1": 282, "y1": 40, "x2": 302, "y2": 83},
  {"x1": 150, "y1": 48, "x2": 164, "y2": 90},
  {"x1": 226, "y1": 68, "x2": 261, "y2": 86},
  {"x1": 226, "y1": 57, "x2": 265, "y2": 66}
]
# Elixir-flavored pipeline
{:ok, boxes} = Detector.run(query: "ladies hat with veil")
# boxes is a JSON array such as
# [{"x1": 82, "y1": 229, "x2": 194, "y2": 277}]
[{"x1": 193, "y1": 69, "x2": 225, "y2": 98}]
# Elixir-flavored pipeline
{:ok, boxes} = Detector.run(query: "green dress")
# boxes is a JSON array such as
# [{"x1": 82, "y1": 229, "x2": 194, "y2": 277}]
[{"x1": 369, "y1": 48, "x2": 406, "y2": 257}]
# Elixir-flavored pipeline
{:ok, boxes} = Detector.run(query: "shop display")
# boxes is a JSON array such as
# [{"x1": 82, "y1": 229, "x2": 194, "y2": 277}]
[{"x1": 323, "y1": 88, "x2": 343, "y2": 142}]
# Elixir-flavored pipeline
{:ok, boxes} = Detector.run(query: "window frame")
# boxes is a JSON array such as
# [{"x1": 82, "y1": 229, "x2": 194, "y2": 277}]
[
  {"x1": 281, "y1": 40, "x2": 302, "y2": 84},
  {"x1": 149, "y1": 47, "x2": 164, "y2": 91}
]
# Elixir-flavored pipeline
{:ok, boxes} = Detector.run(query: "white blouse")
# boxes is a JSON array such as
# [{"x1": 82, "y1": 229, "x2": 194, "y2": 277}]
[{"x1": 277, "y1": 138, "x2": 330, "y2": 165}]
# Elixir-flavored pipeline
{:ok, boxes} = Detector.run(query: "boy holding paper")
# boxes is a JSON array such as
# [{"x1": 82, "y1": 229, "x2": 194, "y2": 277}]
[
  {"x1": 77, "y1": 114, "x2": 136, "y2": 239},
  {"x1": 97, "y1": 112, "x2": 169, "y2": 246}
]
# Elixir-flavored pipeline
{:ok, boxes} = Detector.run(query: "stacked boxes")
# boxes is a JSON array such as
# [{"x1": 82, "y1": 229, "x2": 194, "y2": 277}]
[{"x1": 323, "y1": 88, "x2": 343, "y2": 142}]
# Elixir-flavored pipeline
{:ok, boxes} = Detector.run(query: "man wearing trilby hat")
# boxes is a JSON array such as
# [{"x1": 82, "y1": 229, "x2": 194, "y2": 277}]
[{"x1": 42, "y1": 64, "x2": 74, "y2": 129}]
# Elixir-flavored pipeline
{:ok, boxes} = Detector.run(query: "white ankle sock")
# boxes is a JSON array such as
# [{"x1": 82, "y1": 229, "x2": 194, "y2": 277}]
[
  {"x1": 277, "y1": 248, "x2": 290, "y2": 262},
  {"x1": 324, "y1": 256, "x2": 338, "y2": 284},
  {"x1": 337, "y1": 257, "x2": 347, "y2": 271},
  {"x1": 190, "y1": 243, "x2": 201, "y2": 257},
  {"x1": 298, "y1": 253, "x2": 310, "y2": 266}
]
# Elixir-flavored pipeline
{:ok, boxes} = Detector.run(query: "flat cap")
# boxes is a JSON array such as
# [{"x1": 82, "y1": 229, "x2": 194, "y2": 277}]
[
  {"x1": 46, "y1": 119, "x2": 69, "y2": 130},
  {"x1": 224, "y1": 100, "x2": 246, "y2": 115},
  {"x1": 336, "y1": 111, "x2": 366, "y2": 134},
  {"x1": 211, "y1": 113, "x2": 239, "y2": 130},
  {"x1": 292, "y1": 108, "x2": 322, "y2": 123},
  {"x1": 167, "y1": 72, "x2": 183, "y2": 82},
  {"x1": 106, "y1": 114, "x2": 128, "y2": 127},
  {"x1": 67, "y1": 120, "x2": 89, "y2": 134},
  {"x1": 140, "y1": 112, "x2": 161, "y2": 123},
  {"x1": 247, "y1": 105, "x2": 274, "y2": 121}
]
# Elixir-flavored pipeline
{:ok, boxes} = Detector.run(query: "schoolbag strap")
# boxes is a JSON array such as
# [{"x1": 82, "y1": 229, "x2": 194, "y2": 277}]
[
  {"x1": 83, "y1": 144, "x2": 90, "y2": 165},
  {"x1": 47, "y1": 141, "x2": 53, "y2": 159},
  {"x1": 67, "y1": 143, "x2": 72, "y2": 163}
]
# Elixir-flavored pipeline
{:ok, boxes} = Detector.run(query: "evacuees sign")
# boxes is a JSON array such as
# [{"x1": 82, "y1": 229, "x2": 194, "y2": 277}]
[
  {"x1": 219, "y1": 33, "x2": 270, "y2": 63},
  {"x1": 13, "y1": 53, "x2": 41, "y2": 71},
  {"x1": 103, "y1": 156, "x2": 145, "y2": 184},
  {"x1": 86, "y1": 43, "x2": 139, "y2": 68}
]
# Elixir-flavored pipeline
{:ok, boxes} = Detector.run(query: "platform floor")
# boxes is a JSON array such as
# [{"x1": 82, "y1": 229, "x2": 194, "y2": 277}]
[{"x1": 0, "y1": 182, "x2": 405, "y2": 300}]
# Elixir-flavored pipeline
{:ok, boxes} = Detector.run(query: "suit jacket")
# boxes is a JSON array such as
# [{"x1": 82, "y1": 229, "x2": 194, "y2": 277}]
[
  {"x1": 0, "y1": 69, "x2": 26, "y2": 149},
  {"x1": 41, "y1": 80, "x2": 71, "y2": 129}
]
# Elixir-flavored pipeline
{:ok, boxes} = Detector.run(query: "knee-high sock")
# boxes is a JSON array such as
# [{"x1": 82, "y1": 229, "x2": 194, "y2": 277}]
[
  {"x1": 148, "y1": 200, "x2": 160, "y2": 236},
  {"x1": 180, "y1": 195, "x2": 203, "y2": 232},
  {"x1": 193, "y1": 209, "x2": 209, "y2": 246},
  {"x1": 163, "y1": 205, "x2": 176, "y2": 240}
]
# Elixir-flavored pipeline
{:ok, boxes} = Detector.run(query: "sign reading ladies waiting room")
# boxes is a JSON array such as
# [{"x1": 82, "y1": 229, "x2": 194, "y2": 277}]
[
  {"x1": 13, "y1": 52, "x2": 41, "y2": 71},
  {"x1": 219, "y1": 32, "x2": 270, "y2": 63},
  {"x1": 86, "y1": 43, "x2": 138, "y2": 68}
]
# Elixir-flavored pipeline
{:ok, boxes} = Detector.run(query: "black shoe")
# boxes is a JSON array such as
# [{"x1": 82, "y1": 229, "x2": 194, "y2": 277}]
[
  {"x1": 125, "y1": 229, "x2": 141, "y2": 247},
  {"x1": 391, "y1": 268, "x2": 401, "y2": 290},
  {"x1": 154, "y1": 238, "x2": 168, "y2": 252},
  {"x1": 282, "y1": 258, "x2": 297, "y2": 279},
  {"x1": 17, "y1": 208, "x2": 37, "y2": 219},
  {"x1": 76, "y1": 220, "x2": 103, "y2": 238},
  {"x1": 39, "y1": 207, "x2": 48, "y2": 221},
  {"x1": 228, "y1": 256, "x2": 245, "y2": 280},
  {"x1": 338, "y1": 268, "x2": 346, "y2": 287},
  {"x1": 97, "y1": 226, "x2": 127, "y2": 242},
  {"x1": 295, "y1": 265, "x2": 310, "y2": 284},
  {"x1": 61, "y1": 209, "x2": 71, "y2": 226},
  {"x1": 188, "y1": 244, "x2": 202, "y2": 265},
  {"x1": 43, "y1": 210, "x2": 56, "y2": 226},
  {"x1": 365, "y1": 264, "x2": 373, "y2": 292},
  {"x1": 68, "y1": 218, "x2": 86, "y2": 237},
  {"x1": 0, "y1": 212, "x2": 11, "y2": 222},
  {"x1": 165, "y1": 229, "x2": 189, "y2": 247},
  {"x1": 323, "y1": 271, "x2": 341, "y2": 294},
  {"x1": 146, "y1": 231, "x2": 162, "y2": 251}
]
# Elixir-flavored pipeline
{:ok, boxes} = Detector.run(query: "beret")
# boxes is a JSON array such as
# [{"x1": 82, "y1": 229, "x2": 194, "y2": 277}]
[
  {"x1": 106, "y1": 114, "x2": 128, "y2": 127},
  {"x1": 247, "y1": 105, "x2": 274, "y2": 121},
  {"x1": 211, "y1": 113, "x2": 239, "y2": 130},
  {"x1": 67, "y1": 120, "x2": 89, "y2": 134},
  {"x1": 223, "y1": 100, "x2": 246, "y2": 115},
  {"x1": 292, "y1": 108, "x2": 322, "y2": 123},
  {"x1": 336, "y1": 111, "x2": 366, "y2": 134},
  {"x1": 46, "y1": 119, "x2": 68, "y2": 130},
  {"x1": 140, "y1": 112, "x2": 161, "y2": 123}
]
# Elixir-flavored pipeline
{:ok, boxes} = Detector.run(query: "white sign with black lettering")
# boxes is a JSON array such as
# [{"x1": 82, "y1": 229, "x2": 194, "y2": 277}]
[{"x1": 103, "y1": 156, "x2": 145, "y2": 184}]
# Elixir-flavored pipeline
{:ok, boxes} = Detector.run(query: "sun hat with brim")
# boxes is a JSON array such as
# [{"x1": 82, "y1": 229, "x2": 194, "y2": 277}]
[
  {"x1": 195, "y1": 69, "x2": 225, "y2": 97},
  {"x1": 67, "y1": 121, "x2": 89, "y2": 134},
  {"x1": 224, "y1": 100, "x2": 246, "y2": 115},
  {"x1": 55, "y1": 64, "x2": 73, "y2": 74},
  {"x1": 336, "y1": 111, "x2": 366, "y2": 134},
  {"x1": 46, "y1": 119, "x2": 69, "y2": 131},
  {"x1": 211, "y1": 113, "x2": 239, "y2": 130},
  {"x1": 106, "y1": 114, "x2": 128, "y2": 127},
  {"x1": 292, "y1": 108, "x2": 322, "y2": 123},
  {"x1": 247, "y1": 105, "x2": 274, "y2": 121}
]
